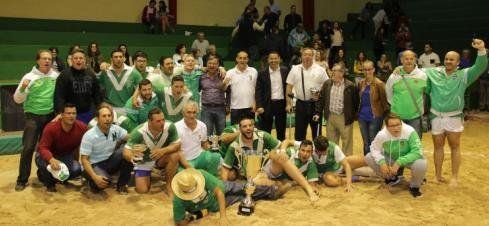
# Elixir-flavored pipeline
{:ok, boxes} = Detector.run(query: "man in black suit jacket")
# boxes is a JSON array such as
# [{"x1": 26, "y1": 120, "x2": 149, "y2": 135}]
[{"x1": 255, "y1": 52, "x2": 289, "y2": 140}]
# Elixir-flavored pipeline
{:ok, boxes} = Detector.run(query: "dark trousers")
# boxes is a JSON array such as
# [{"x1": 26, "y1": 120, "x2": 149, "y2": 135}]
[
  {"x1": 224, "y1": 181, "x2": 278, "y2": 207},
  {"x1": 295, "y1": 100, "x2": 320, "y2": 141},
  {"x1": 231, "y1": 108, "x2": 254, "y2": 125},
  {"x1": 358, "y1": 117, "x2": 384, "y2": 155},
  {"x1": 35, "y1": 152, "x2": 81, "y2": 187},
  {"x1": 258, "y1": 100, "x2": 286, "y2": 140},
  {"x1": 83, "y1": 148, "x2": 133, "y2": 191},
  {"x1": 17, "y1": 112, "x2": 53, "y2": 184},
  {"x1": 201, "y1": 105, "x2": 226, "y2": 135}
]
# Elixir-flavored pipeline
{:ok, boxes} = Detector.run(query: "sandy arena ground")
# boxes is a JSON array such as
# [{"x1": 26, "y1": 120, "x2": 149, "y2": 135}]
[{"x1": 1, "y1": 115, "x2": 489, "y2": 226}]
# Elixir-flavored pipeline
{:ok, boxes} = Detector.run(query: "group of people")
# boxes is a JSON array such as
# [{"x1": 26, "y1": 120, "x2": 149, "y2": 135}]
[{"x1": 11, "y1": 31, "x2": 487, "y2": 225}]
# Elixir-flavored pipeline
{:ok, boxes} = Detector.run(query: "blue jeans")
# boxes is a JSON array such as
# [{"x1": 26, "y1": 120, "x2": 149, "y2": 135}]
[
  {"x1": 358, "y1": 117, "x2": 383, "y2": 155},
  {"x1": 82, "y1": 147, "x2": 133, "y2": 191},
  {"x1": 201, "y1": 105, "x2": 226, "y2": 135},
  {"x1": 35, "y1": 152, "x2": 81, "y2": 187},
  {"x1": 403, "y1": 117, "x2": 422, "y2": 139}
]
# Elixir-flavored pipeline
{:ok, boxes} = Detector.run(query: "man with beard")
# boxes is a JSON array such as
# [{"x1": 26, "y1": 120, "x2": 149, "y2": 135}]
[
  {"x1": 54, "y1": 49, "x2": 102, "y2": 124},
  {"x1": 122, "y1": 79, "x2": 159, "y2": 132},
  {"x1": 98, "y1": 49, "x2": 143, "y2": 113}
]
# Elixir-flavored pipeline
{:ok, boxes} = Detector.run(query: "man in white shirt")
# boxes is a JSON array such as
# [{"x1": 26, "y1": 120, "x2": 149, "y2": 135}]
[
  {"x1": 191, "y1": 32, "x2": 210, "y2": 58},
  {"x1": 286, "y1": 48, "x2": 329, "y2": 141},
  {"x1": 418, "y1": 42, "x2": 441, "y2": 68},
  {"x1": 223, "y1": 51, "x2": 258, "y2": 124},
  {"x1": 175, "y1": 101, "x2": 222, "y2": 176}
]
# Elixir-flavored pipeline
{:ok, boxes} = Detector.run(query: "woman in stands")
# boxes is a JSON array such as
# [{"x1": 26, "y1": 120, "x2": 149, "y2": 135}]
[
  {"x1": 118, "y1": 43, "x2": 133, "y2": 66},
  {"x1": 158, "y1": 0, "x2": 173, "y2": 34},
  {"x1": 86, "y1": 42, "x2": 104, "y2": 75},
  {"x1": 49, "y1": 47, "x2": 65, "y2": 73},
  {"x1": 376, "y1": 53, "x2": 392, "y2": 82},
  {"x1": 353, "y1": 51, "x2": 368, "y2": 84},
  {"x1": 173, "y1": 43, "x2": 186, "y2": 66}
]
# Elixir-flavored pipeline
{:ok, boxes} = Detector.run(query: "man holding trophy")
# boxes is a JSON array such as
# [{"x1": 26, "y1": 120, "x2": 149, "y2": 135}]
[
  {"x1": 221, "y1": 116, "x2": 320, "y2": 209},
  {"x1": 123, "y1": 107, "x2": 191, "y2": 197}
]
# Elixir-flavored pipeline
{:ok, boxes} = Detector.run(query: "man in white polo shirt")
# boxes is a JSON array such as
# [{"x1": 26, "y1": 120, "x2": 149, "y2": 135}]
[
  {"x1": 286, "y1": 47, "x2": 329, "y2": 141},
  {"x1": 175, "y1": 101, "x2": 222, "y2": 176},
  {"x1": 223, "y1": 51, "x2": 258, "y2": 124}
]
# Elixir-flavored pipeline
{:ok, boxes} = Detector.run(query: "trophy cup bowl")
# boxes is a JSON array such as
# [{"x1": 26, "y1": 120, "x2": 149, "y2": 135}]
[
  {"x1": 310, "y1": 87, "x2": 320, "y2": 101},
  {"x1": 132, "y1": 144, "x2": 147, "y2": 163},
  {"x1": 208, "y1": 135, "x2": 220, "y2": 151},
  {"x1": 238, "y1": 149, "x2": 265, "y2": 216}
]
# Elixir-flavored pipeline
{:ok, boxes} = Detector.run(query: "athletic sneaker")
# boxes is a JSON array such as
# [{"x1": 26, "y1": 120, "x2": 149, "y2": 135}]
[
  {"x1": 384, "y1": 176, "x2": 401, "y2": 186},
  {"x1": 409, "y1": 186, "x2": 422, "y2": 198}
]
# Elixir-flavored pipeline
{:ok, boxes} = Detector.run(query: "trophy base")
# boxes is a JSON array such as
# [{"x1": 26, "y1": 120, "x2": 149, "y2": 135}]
[{"x1": 238, "y1": 204, "x2": 254, "y2": 216}]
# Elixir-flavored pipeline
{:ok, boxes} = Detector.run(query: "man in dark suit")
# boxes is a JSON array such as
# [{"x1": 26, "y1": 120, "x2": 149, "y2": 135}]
[{"x1": 255, "y1": 52, "x2": 289, "y2": 140}]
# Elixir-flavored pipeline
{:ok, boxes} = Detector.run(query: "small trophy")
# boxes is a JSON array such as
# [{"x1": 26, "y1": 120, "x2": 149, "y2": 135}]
[
  {"x1": 132, "y1": 144, "x2": 147, "y2": 164},
  {"x1": 208, "y1": 135, "x2": 220, "y2": 151},
  {"x1": 310, "y1": 87, "x2": 320, "y2": 101},
  {"x1": 237, "y1": 149, "x2": 266, "y2": 216}
]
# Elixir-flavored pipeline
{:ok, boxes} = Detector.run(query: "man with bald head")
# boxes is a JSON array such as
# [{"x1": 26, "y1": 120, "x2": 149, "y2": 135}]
[
  {"x1": 386, "y1": 50, "x2": 427, "y2": 138},
  {"x1": 424, "y1": 39, "x2": 487, "y2": 187}
]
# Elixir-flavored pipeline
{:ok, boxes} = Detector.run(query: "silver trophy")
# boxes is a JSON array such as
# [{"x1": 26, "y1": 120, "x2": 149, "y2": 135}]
[
  {"x1": 310, "y1": 87, "x2": 320, "y2": 101},
  {"x1": 207, "y1": 135, "x2": 220, "y2": 151},
  {"x1": 237, "y1": 148, "x2": 267, "y2": 216}
]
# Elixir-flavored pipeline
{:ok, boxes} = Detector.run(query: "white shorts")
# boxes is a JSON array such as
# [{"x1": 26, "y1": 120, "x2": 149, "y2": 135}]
[
  {"x1": 431, "y1": 116, "x2": 464, "y2": 135},
  {"x1": 262, "y1": 160, "x2": 283, "y2": 179}
]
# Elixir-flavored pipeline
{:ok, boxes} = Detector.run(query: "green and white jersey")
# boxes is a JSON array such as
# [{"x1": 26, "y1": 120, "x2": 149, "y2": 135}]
[
  {"x1": 124, "y1": 92, "x2": 160, "y2": 130},
  {"x1": 282, "y1": 144, "x2": 319, "y2": 182},
  {"x1": 13, "y1": 66, "x2": 59, "y2": 115},
  {"x1": 98, "y1": 64, "x2": 143, "y2": 107},
  {"x1": 125, "y1": 121, "x2": 180, "y2": 163},
  {"x1": 159, "y1": 86, "x2": 192, "y2": 123},
  {"x1": 176, "y1": 68, "x2": 202, "y2": 104},
  {"x1": 386, "y1": 66, "x2": 427, "y2": 120},
  {"x1": 147, "y1": 70, "x2": 174, "y2": 93},
  {"x1": 218, "y1": 124, "x2": 240, "y2": 158},
  {"x1": 426, "y1": 51, "x2": 488, "y2": 117},
  {"x1": 223, "y1": 130, "x2": 280, "y2": 177},
  {"x1": 312, "y1": 141, "x2": 345, "y2": 173},
  {"x1": 370, "y1": 122, "x2": 423, "y2": 167}
]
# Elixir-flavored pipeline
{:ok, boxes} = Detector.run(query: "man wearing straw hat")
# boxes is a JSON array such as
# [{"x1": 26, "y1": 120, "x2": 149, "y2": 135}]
[
  {"x1": 221, "y1": 116, "x2": 320, "y2": 202},
  {"x1": 123, "y1": 107, "x2": 191, "y2": 197}
]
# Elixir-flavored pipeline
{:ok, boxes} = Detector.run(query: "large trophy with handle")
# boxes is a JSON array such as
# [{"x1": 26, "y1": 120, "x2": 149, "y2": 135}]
[
  {"x1": 237, "y1": 148, "x2": 267, "y2": 215},
  {"x1": 207, "y1": 135, "x2": 220, "y2": 151}
]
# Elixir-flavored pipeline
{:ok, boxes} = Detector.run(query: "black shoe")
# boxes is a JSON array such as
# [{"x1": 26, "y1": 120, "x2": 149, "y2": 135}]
[
  {"x1": 47, "y1": 185, "x2": 57, "y2": 193},
  {"x1": 15, "y1": 182, "x2": 27, "y2": 191},
  {"x1": 385, "y1": 176, "x2": 401, "y2": 186},
  {"x1": 409, "y1": 186, "x2": 422, "y2": 198},
  {"x1": 117, "y1": 185, "x2": 128, "y2": 195}
]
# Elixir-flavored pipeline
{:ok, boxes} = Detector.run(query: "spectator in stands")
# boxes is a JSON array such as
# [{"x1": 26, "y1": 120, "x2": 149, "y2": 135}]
[
  {"x1": 459, "y1": 49, "x2": 472, "y2": 69},
  {"x1": 133, "y1": 51, "x2": 154, "y2": 78},
  {"x1": 333, "y1": 48, "x2": 348, "y2": 76},
  {"x1": 284, "y1": 5, "x2": 302, "y2": 34},
  {"x1": 67, "y1": 45, "x2": 81, "y2": 67},
  {"x1": 288, "y1": 23, "x2": 310, "y2": 49},
  {"x1": 373, "y1": 26, "x2": 387, "y2": 62},
  {"x1": 191, "y1": 49, "x2": 204, "y2": 68},
  {"x1": 98, "y1": 49, "x2": 143, "y2": 112},
  {"x1": 394, "y1": 22, "x2": 411, "y2": 55},
  {"x1": 317, "y1": 20, "x2": 332, "y2": 59},
  {"x1": 202, "y1": 44, "x2": 224, "y2": 67},
  {"x1": 269, "y1": 0, "x2": 281, "y2": 17},
  {"x1": 261, "y1": 26, "x2": 287, "y2": 65},
  {"x1": 191, "y1": 32, "x2": 209, "y2": 58},
  {"x1": 54, "y1": 49, "x2": 103, "y2": 124},
  {"x1": 233, "y1": 8, "x2": 264, "y2": 62},
  {"x1": 351, "y1": 2, "x2": 373, "y2": 40},
  {"x1": 315, "y1": 49, "x2": 329, "y2": 72},
  {"x1": 49, "y1": 47, "x2": 65, "y2": 73},
  {"x1": 13, "y1": 50, "x2": 59, "y2": 191},
  {"x1": 86, "y1": 42, "x2": 104, "y2": 75},
  {"x1": 255, "y1": 52, "x2": 289, "y2": 140},
  {"x1": 418, "y1": 42, "x2": 441, "y2": 68},
  {"x1": 329, "y1": 22, "x2": 344, "y2": 67},
  {"x1": 173, "y1": 43, "x2": 186, "y2": 66},
  {"x1": 288, "y1": 46, "x2": 302, "y2": 68},
  {"x1": 80, "y1": 105, "x2": 133, "y2": 195},
  {"x1": 357, "y1": 60, "x2": 389, "y2": 155},
  {"x1": 372, "y1": 8, "x2": 390, "y2": 37},
  {"x1": 353, "y1": 51, "x2": 368, "y2": 84},
  {"x1": 199, "y1": 56, "x2": 227, "y2": 135},
  {"x1": 260, "y1": 6, "x2": 279, "y2": 35},
  {"x1": 118, "y1": 44, "x2": 133, "y2": 66},
  {"x1": 35, "y1": 103, "x2": 87, "y2": 192},
  {"x1": 311, "y1": 33, "x2": 323, "y2": 49},
  {"x1": 223, "y1": 51, "x2": 258, "y2": 124},
  {"x1": 314, "y1": 63, "x2": 358, "y2": 156},
  {"x1": 142, "y1": 0, "x2": 158, "y2": 34},
  {"x1": 158, "y1": 0, "x2": 173, "y2": 34},
  {"x1": 286, "y1": 48, "x2": 329, "y2": 141},
  {"x1": 377, "y1": 53, "x2": 393, "y2": 82},
  {"x1": 245, "y1": 0, "x2": 259, "y2": 20}
]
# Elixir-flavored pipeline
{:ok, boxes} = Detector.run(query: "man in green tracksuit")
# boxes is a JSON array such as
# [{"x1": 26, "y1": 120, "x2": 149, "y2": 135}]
[
  {"x1": 13, "y1": 50, "x2": 59, "y2": 191},
  {"x1": 386, "y1": 50, "x2": 427, "y2": 138},
  {"x1": 365, "y1": 113, "x2": 427, "y2": 198},
  {"x1": 425, "y1": 39, "x2": 487, "y2": 187},
  {"x1": 98, "y1": 49, "x2": 143, "y2": 114},
  {"x1": 175, "y1": 55, "x2": 202, "y2": 107}
]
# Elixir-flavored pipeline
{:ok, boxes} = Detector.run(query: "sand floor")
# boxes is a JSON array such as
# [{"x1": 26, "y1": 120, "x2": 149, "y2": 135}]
[{"x1": 1, "y1": 115, "x2": 489, "y2": 226}]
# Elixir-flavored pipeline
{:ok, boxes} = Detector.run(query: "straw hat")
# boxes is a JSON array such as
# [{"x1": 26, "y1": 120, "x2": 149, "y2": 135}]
[{"x1": 171, "y1": 168, "x2": 205, "y2": 201}]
